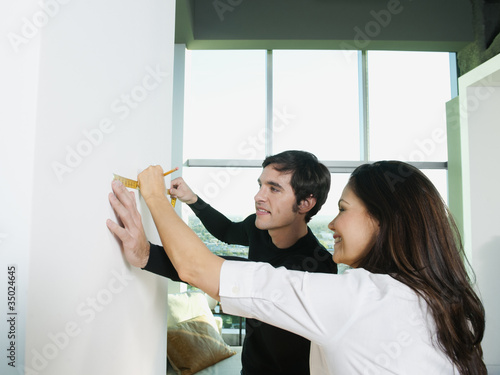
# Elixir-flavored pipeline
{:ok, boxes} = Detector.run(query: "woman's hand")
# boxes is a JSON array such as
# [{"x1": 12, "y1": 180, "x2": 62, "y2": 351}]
[{"x1": 137, "y1": 165, "x2": 167, "y2": 202}]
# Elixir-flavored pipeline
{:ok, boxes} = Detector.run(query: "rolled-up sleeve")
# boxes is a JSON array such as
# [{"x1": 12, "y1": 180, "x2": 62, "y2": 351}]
[
  {"x1": 219, "y1": 261, "x2": 387, "y2": 346},
  {"x1": 219, "y1": 261, "x2": 259, "y2": 317},
  {"x1": 220, "y1": 261, "x2": 340, "y2": 344}
]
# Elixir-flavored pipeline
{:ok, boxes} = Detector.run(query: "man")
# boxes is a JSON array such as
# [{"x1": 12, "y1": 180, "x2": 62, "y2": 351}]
[{"x1": 114, "y1": 150, "x2": 337, "y2": 375}]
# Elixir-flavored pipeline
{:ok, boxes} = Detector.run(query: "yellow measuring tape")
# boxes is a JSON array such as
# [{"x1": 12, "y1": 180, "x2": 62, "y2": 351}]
[{"x1": 113, "y1": 167, "x2": 178, "y2": 207}]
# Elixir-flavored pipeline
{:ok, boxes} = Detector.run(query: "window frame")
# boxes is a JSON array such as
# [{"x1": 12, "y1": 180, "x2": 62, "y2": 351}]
[{"x1": 177, "y1": 49, "x2": 455, "y2": 174}]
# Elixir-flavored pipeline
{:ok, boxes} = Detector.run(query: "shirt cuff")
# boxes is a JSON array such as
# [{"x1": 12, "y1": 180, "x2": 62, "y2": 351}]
[
  {"x1": 219, "y1": 261, "x2": 258, "y2": 317},
  {"x1": 188, "y1": 196, "x2": 209, "y2": 215},
  {"x1": 141, "y1": 242, "x2": 181, "y2": 281}
]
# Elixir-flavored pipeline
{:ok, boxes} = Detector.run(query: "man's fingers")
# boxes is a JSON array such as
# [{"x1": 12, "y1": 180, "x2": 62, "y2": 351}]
[
  {"x1": 109, "y1": 186, "x2": 137, "y2": 231},
  {"x1": 106, "y1": 218, "x2": 128, "y2": 242},
  {"x1": 170, "y1": 177, "x2": 182, "y2": 189},
  {"x1": 109, "y1": 182, "x2": 144, "y2": 235},
  {"x1": 111, "y1": 180, "x2": 134, "y2": 206}
]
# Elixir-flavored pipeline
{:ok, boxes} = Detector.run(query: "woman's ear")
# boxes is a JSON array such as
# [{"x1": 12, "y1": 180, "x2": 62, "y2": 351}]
[{"x1": 298, "y1": 195, "x2": 317, "y2": 214}]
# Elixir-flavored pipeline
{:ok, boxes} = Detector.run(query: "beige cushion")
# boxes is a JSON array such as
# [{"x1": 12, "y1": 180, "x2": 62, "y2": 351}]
[
  {"x1": 167, "y1": 315, "x2": 236, "y2": 375},
  {"x1": 167, "y1": 291, "x2": 236, "y2": 374},
  {"x1": 167, "y1": 291, "x2": 218, "y2": 331}
]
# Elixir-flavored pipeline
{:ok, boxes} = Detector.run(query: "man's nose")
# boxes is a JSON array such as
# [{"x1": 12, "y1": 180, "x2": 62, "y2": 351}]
[{"x1": 254, "y1": 187, "x2": 265, "y2": 202}]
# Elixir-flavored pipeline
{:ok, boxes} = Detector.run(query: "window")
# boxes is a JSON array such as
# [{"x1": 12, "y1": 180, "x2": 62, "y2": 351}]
[
  {"x1": 183, "y1": 50, "x2": 266, "y2": 160},
  {"x1": 273, "y1": 50, "x2": 360, "y2": 160},
  {"x1": 368, "y1": 51, "x2": 451, "y2": 163},
  {"x1": 179, "y1": 49, "x2": 455, "y2": 254}
]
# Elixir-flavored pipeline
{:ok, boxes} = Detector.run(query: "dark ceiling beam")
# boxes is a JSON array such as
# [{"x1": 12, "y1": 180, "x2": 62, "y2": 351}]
[{"x1": 175, "y1": 0, "x2": 474, "y2": 52}]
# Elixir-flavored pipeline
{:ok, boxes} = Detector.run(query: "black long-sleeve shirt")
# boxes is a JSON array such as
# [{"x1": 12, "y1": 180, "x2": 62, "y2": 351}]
[{"x1": 144, "y1": 197, "x2": 337, "y2": 375}]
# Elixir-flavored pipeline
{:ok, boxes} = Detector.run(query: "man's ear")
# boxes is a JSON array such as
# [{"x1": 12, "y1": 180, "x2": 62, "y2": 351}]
[{"x1": 298, "y1": 195, "x2": 317, "y2": 214}]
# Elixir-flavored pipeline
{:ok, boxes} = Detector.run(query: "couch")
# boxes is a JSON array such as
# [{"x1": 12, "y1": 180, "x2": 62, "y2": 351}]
[{"x1": 166, "y1": 291, "x2": 243, "y2": 375}]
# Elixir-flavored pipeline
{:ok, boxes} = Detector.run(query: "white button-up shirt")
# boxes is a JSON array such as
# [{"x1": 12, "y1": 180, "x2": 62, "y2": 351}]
[{"x1": 219, "y1": 261, "x2": 457, "y2": 374}]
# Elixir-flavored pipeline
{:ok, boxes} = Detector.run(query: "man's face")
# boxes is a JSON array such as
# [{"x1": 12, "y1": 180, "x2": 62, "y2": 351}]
[{"x1": 254, "y1": 166, "x2": 302, "y2": 231}]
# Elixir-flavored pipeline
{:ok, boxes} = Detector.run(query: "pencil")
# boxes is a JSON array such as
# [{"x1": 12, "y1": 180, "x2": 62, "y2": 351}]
[{"x1": 163, "y1": 167, "x2": 179, "y2": 177}]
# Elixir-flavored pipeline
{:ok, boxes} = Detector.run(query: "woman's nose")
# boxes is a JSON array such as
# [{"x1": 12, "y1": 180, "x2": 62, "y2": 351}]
[{"x1": 328, "y1": 218, "x2": 335, "y2": 231}]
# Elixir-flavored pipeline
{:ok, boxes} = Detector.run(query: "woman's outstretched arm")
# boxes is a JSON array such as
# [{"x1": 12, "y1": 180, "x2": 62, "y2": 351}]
[{"x1": 107, "y1": 165, "x2": 224, "y2": 299}]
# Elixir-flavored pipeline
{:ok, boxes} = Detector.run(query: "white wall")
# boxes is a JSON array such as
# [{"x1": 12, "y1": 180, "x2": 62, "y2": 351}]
[
  {"x1": 0, "y1": 1, "x2": 40, "y2": 372},
  {"x1": 449, "y1": 53, "x2": 500, "y2": 373},
  {"x1": 1, "y1": 1, "x2": 175, "y2": 374}
]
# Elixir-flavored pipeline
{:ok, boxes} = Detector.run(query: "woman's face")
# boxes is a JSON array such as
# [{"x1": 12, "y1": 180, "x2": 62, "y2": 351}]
[{"x1": 328, "y1": 184, "x2": 379, "y2": 267}]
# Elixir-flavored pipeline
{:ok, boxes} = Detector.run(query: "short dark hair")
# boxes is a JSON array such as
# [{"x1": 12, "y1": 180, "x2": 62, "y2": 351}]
[{"x1": 262, "y1": 150, "x2": 331, "y2": 223}]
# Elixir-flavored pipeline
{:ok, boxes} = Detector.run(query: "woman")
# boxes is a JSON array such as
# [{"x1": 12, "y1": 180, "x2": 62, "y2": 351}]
[{"x1": 107, "y1": 161, "x2": 486, "y2": 374}]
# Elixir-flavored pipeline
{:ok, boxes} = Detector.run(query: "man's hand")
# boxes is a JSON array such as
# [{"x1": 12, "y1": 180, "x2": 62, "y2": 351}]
[
  {"x1": 170, "y1": 177, "x2": 198, "y2": 204},
  {"x1": 107, "y1": 180, "x2": 150, "y2": 268}
]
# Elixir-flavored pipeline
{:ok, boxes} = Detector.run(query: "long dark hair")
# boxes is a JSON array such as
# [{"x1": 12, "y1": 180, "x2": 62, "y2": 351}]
[
  {"x1": 263, "y1": 150, "x2": 331, "y2": 223},
  {"x1": 349, "y1": 161, "x2": 486, "y2": 375}
]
